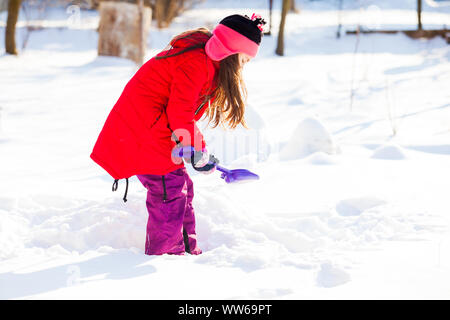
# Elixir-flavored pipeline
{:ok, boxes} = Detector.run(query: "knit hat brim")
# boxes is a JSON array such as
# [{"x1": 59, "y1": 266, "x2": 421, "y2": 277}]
[{"x1": 205, "y1": 24, "x2": 259, "y2": 61}]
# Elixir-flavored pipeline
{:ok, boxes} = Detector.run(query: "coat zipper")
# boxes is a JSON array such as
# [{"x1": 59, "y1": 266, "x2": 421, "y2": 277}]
[
  {"x1": 195, "y1": 98, "x2": 210, "y2": 116},
  {"x1": 161, "y1": 175, "x2": 167, "y2": 201},
  {"x1": 149, "y1": 112, "x2": 162, "y2": 129}
]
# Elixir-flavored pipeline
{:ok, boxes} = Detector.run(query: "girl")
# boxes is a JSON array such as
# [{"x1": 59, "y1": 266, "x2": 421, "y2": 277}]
[{"x1": 90, "y1": 14, "x2": 266, "y2": 255}]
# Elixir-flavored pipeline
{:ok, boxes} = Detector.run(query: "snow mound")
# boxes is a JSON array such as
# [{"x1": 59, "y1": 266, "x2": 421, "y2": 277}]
[
  {"x1": 371, "y1": 144, "x2": 407, "y2": 160},
  {"x1": 279, "y1": 117, "x2": 336, "y2": 161},
  {"x1": 304, "y1": 151, "x2": 337, "y2": 165},
  {"x1": 316, "y1": 262, "x2": 351, "y2": 288},
  {"x1": 336, "y1": 197, "x2": 386, "y2": 216}
]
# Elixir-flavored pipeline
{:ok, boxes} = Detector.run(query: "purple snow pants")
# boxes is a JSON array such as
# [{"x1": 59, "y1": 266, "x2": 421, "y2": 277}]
[{"x1": 137, "y1": 167, "x2": 202, "y2": 255}]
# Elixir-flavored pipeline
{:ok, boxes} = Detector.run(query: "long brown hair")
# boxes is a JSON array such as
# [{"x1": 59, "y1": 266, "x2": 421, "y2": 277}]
[
  {"x1": 158, "y1": 28, "x2": 248, "y2": 129},
  {"x1": 206, "y1": 54, "x2": 248, "y2": 129}
]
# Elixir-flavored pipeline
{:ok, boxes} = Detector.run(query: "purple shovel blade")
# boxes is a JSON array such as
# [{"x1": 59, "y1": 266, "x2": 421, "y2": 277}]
[{"x1": 216, "y1": 165, "x2": 260, "y2": 184}]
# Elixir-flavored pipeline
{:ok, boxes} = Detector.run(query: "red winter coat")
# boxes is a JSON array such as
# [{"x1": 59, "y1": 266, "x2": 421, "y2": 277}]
[{"x1": 90, "y1": 33, "x2": 219, "y2": 179}]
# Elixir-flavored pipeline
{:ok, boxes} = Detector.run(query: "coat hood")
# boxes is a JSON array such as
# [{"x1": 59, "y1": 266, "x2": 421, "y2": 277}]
[{"x1": 169, "y1": 31, "x2": 212, "y2": 49}]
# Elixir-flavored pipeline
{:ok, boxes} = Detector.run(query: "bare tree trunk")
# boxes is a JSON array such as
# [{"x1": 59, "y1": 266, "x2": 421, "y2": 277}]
[
  {"x1": 137, "y1": 0, "x2": 145, "y2": 66},
  {"x1": 276, "y1": 0, "x2": 290, "y2": 56},
  {"x1": 265, "y1": 0, "x2": 273, "y2": 36},
  {"x1": 153, "y1": 0, "x2": 164, "y2": 28},
  {"x1": 417, "y1": 0, "x2": 422, "y2": 30},
  {"x1": 336, "y1": 0, "x2": 343, "y2": 38},
  {"x1": 153, "y1": 0, "x2": 191, "y2": 29},
  {"x1": 154, "y1": 0, "x2": 177, "y2": 29},
  {"x1": 5, "y1": 0, "x2": 22, "y2": 55},
  {"x1": 290, "y1": 0, "x2": 299, "y2": 13}
]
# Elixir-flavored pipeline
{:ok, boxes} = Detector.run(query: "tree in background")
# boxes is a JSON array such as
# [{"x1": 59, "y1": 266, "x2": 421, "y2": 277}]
[
  {"x1": 153, "y1": 0, "x2": 179, "y2": 28},
  {"x1": 97, "y1": 1, "x2": 151, "y2": 64},
  {"x1": 417, "y1": 0, "x2": 422, "y2": 30},
  {"x1": 137, "y1": 0, "x2": 145, "y2": 65},
  {"x1": 81, "y1": 0, "x2": 203, "y2": 29},
  {"x1": 290, "y1": 0, "x2": 299, "y2": 13},
  {"x1": 0, "y1": 0, "x2": 8, "y2": 12},
  {"x1": 152, "y1": 0, "x2": 203, "y2": 29},
  {"x1": 276, "y1": 0, "x2": 290, "y2": 56},
  {"x1": 5, "y1": 0, "x2": 22, "y2": 55}
]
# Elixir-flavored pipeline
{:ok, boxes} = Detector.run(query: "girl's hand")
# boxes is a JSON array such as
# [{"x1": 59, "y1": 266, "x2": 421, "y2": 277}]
[{"x1": 192, "y1": 150, "x2": 219, "y2": 175}]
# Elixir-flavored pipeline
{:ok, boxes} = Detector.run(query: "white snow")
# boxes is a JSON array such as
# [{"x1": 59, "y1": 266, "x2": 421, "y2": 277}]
[
  {"x1": 336, "y1": 197, "x2": 387, "y2": 216},
  {"x1": 1, "y1": 0, "x2": 450, "y2": 299},
  {"x1": 316, "y1": 261, "x2": 351, "y2": 288}
]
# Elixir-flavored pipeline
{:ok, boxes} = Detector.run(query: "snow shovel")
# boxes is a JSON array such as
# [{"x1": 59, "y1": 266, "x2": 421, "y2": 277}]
[
  {"x1": 214, "y1": 165, "x2": 259, "y2": 184},
  {"x1": 172, "y1": 146, "x2": 260, "y2": 184}
]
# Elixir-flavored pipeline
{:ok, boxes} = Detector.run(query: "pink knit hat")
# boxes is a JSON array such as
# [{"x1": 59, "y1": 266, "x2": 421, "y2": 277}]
[{"x1": 205, "y1": 14, "x2": 266, "y2": 61}]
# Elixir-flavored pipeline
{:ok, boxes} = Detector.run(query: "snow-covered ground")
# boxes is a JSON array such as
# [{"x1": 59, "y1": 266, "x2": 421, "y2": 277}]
[{"x1": 1, "y1": 0, "x2": 450, "y2": 299}]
